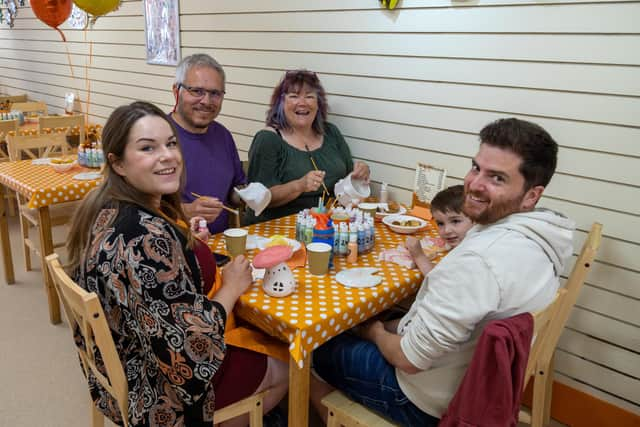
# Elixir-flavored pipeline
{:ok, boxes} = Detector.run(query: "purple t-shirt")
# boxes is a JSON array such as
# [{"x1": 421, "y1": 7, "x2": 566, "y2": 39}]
[{"x1": 170, "y1": 117, "x2": 247, "y2": 235}]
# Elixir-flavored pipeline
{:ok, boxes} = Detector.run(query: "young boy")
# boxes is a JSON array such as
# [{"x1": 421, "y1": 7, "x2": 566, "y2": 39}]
[{"x1": 406, "y1": 185, "x2": 473, "y2": 275}]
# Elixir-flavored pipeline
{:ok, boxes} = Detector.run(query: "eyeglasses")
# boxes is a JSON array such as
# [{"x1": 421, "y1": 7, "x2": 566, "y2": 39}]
[{"x1": 178, "y1": 84, "x2": 225, "y2": 100}]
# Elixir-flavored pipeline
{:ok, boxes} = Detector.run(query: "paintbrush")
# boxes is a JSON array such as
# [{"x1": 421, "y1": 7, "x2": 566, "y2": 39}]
[{"x1": 190, "y1": 192, "x2": 239, "y2": 215}]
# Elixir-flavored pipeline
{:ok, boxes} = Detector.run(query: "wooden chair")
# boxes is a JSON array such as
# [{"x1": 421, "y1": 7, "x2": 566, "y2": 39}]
[
  {"x1": 0, "y1": 119, "x2": 18, "y2": 214},
  {"x1": 39, "y1": 114, "x2": 86, "y2": 148},
  {"x1": 0, "y1": 94, "x2": 27, "y2": 110},
  {"x1": 7, "y1": 133, "x2": 75, "y2": 270},
  {"x1": 46, "y1": 253, "x2": 268, "y2": 427},
  {"x1": 0, "y1": 118, "x2": 18, "y2": 161},
  {"x1": 519, "y1": 222, "x2": 603, "y2": 427},
  {"x1": 322, "y1": 291, "x2": 567, "y2": 427},
  {"x1": 10, "y1": 101, "x2": 48, "y2": 116}
]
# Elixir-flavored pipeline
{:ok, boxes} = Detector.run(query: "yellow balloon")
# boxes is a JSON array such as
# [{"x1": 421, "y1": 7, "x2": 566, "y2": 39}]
[{"x1": 73, "y1": 0, "x2": 120, "y2": 18}]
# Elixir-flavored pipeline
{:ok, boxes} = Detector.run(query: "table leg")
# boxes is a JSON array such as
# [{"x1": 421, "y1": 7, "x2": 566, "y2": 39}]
[
  {"x1": 37, "y1": 206, "x2": 61, "y2": 324},
  {"x1": 0, "y1": 184, "x2": 14, "y2": 285},
  {"x1": 288, "y1": 353, "x2": 310, "y2": 427}
]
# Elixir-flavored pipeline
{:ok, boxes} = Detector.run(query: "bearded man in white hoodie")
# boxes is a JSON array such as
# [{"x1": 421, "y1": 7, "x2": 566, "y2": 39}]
[{"x1": 310, "y1": 118, "x2": 576, "y2": 426}]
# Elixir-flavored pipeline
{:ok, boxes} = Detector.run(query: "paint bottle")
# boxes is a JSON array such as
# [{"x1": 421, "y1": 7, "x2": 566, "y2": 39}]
[
  {"x1": 380, "y1": 182, "x2": 389, "y2": 204},
  {"x1": 347, "y1": 232, "x2": 358, "y2": 263}
]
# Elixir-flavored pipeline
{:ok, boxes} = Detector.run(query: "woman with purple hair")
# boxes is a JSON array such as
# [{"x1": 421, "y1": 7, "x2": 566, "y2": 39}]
[{"x1": 246, "y1": 70, "x2": 370, "y2": 223}]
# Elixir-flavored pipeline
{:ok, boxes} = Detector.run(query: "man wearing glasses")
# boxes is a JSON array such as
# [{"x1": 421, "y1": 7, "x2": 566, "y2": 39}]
[{"x1": 170, "y1": 53, "x2": 247, "y2": 234}]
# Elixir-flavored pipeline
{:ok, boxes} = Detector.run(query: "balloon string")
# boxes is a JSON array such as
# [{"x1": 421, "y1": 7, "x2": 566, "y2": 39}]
[
  {"x1": 64, "y1": 43, "x2": 75, "y2": 79},
  {"x1": 56, "y1": 27, "x2": 67, "y2": 42}
]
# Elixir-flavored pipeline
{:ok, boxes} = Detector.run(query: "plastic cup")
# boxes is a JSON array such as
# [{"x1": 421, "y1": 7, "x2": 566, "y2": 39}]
[
  {"x1": 307, "y1": 242, "x2": 332, "y2": 276},
  {"x1": 224, "y1": 228, "x2": 248, "y2": 257}
]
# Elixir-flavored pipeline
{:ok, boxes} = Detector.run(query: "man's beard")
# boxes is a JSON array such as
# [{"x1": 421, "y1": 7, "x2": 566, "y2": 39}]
[{"x1": 462, "y1": 189, "x2": 525, "y2": 225}]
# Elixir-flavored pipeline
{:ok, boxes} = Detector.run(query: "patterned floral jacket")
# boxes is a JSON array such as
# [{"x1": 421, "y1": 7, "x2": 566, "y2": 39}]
[{"x1": 74, "y1": 202, "x2": 227, "y2": 427}]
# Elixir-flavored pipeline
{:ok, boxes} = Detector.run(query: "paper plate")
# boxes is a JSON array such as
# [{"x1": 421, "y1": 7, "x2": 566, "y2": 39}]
[
  {"x1": 256, "y1": 236, "x2": 301, "y2": 252},
  {"x1": 336, "y1": 267, "x2": 382, "y2": 288},
  {"x1": 72, "y1": 171, "x2": 102, "y2": 181}
]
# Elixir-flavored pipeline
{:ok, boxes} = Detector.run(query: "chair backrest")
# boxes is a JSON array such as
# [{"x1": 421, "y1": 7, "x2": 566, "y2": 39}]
[
  {"x1": 524, "y1": 222, "x2": 603, "y2": 380},
  {"x1": 0, "y1": 94, "x2": 28, "y2": 103},
  {"x1": 39, "y1": 114, "x2": 86, "y2": 147},
  {"x1": 0, "y1": 119, "x2": 18, "y2": 137},
  {"x1": 45, "y1": 254, "x2": 129, "y2": 427},
  {"x1": 11, "y1": 101, "x2": 48, "y2": 115},
  {"x1": 6, "y1": 133, "x2": 69, "y2": 160},
  {"x1": 539, "y1": 222, "x2": 603, "y2": 365},
  {"x1": 0, "y1": 94, "x2": 28, "y2": 110},
  {"x1": 523, "y1": 289, "x2": 567, "y2": 382}
]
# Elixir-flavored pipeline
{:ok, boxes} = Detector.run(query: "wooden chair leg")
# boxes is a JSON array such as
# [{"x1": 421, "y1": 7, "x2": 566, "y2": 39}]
[
  {"x1": 326, "y1": 408, "x2": 340, "y2": 427},
  {"x1": 248, "y1": 399, "x2": 263, "y2": 427},
  {"x1": 19, "y1": 212, "x2": 32, "y2": 271},
  {"x1": 91, "y1": 403, "x2": 105, "y2": 427},
  {"x1": 530, "y1": 366, "x2": 548, "y2": 427},
  {"x1": 543, "y1": 354, "x2": 555, "y2": 426}
]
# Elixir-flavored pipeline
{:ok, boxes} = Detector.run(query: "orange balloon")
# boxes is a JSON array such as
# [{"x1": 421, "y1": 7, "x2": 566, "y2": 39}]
[{"x1": 31, "y1": 0, "x2": 72, "y2": 41}]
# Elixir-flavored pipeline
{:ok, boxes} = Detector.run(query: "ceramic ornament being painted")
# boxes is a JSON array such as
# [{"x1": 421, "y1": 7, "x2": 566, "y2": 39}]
[{"x1": 252, "y1": 245, "x2": 296, "y2": 298}]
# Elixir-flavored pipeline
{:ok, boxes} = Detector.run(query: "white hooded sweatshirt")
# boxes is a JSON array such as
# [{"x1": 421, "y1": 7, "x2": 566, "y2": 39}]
[{"x1": 396, "y1": 208, "x2": 575, "y2": 417}]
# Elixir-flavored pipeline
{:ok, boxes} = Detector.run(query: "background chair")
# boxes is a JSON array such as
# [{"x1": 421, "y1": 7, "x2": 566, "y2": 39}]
[
  {"x1": 10, "y1": 101, "x2": 48, "y2": 116},
  {"x1": 46, "y1": 253, "x2": 268, "y2": 427},
  {"x1": 0, "y1": 118, "x2": 18, "y2": 215},
  {"x1": 519, "y1": 222, "x2": 603, "y2": 427},
  {"x1": 0, "y1": 94, "x2": 28, "y2": 110},
  {"x1": 7, "y1": 133, "x2": 74, "y2": 270},
  {"x1": 0, "y1": 118, "x2": 18, "y2": 161},
  {"x1": 39, "y1": 114, "x2": 86, "y2": 149}
]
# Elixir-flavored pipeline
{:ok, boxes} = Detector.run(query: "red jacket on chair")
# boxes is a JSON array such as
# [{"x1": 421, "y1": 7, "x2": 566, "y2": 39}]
[{"x1": 438, "y1": 313, "x2": 534, "y2": 427}]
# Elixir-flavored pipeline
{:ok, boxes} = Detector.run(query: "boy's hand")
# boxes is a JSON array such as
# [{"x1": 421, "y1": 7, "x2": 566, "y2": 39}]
[{"x1": 405, "y1": 236, "x2": 423, "y2": 259}]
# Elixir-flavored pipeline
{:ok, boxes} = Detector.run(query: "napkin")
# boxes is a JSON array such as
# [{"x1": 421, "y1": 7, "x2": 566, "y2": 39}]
[{"x1": 235, "y1": 182, "x2": 272, "y2": 216}]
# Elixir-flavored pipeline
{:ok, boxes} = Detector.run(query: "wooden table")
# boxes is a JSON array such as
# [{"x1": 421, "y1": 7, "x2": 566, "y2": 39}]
[
  {"x1": 0, "y1": 159, "x2": 100, "y2": 323},
  {"x1": 209, "y1": 214, "x2": 442, "y2": 426}
]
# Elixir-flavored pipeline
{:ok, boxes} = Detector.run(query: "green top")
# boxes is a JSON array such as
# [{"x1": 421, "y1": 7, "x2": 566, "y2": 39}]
[{"x1": 246, "y1": 122, "x2": 354, "y2": 223}]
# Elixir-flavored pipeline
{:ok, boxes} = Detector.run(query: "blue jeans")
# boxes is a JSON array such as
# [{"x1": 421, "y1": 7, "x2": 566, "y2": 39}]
[{"x1": 313, "y1": 333, "x2": 440, "y2": 427}]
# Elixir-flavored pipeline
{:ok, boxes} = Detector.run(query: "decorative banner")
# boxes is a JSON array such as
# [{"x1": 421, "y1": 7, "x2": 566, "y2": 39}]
[
  {"x1": 72, "y1": 0, "x2": 119, "y2": 24},
  {"x1": 144, "y1": 0, "x2": 181, "y2": 66},
  {"x1": 0, "y1": 0, "x2": 19, "y2": 28},
  {"x1": 30, "y1": 0, "x2": 72, "y2": 41},
  {"x1": 66, "y1": 2, "x2": 86, "y2": 29}
]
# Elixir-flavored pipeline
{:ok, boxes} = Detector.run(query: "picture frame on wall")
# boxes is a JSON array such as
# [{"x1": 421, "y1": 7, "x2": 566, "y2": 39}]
[{"x1": 144, "y1": 0, "x2": 181, "y2": 66}]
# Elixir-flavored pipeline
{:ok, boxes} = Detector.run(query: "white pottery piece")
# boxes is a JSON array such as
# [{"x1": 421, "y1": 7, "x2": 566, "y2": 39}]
[{"x1": 262, "y1": 261, "x2": 296, "y2": 297}]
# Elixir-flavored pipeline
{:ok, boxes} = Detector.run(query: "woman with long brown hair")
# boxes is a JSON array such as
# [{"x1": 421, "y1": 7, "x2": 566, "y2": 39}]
[{"x1": 67, "y1": 101, "x2": 287, "y2": 427}]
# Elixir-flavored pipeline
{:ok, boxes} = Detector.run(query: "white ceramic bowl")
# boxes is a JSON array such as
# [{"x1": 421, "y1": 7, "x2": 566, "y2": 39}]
[
  {"x1": 382, "y1": 214, "x2": 427, "y2": 234},
  {"x1": 334, "y1": 173, "x2": 370, "y2": 207},
  {"x1": 374, "y1": 204, "x2": 407, "y2": 221},
  {"x1": 50, "y1": 159, "x2": 76, "y2": 173}
]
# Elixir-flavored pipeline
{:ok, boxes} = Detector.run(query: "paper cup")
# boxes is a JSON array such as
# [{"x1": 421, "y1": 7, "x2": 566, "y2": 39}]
[
  {"x1": 307, "y1": 242, "x2": 332, "y2": 276},
  {"x1": 224, "y1": 228, "x2": 248, "y2": 257},
  {"x1": 358, "y1": 202, "x2": 378, "y2": 218}
]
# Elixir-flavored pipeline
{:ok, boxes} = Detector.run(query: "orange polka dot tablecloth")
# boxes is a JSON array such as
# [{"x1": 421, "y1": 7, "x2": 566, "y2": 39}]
[
  {"x1": 208, "y1": 214, "x2": 442, "y2": 368},
  {"x1": 0, "y1": 160, "x2": 100, "y2": 208}
]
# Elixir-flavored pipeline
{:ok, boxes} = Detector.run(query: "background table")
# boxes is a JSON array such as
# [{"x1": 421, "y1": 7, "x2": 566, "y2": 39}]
[
  {"x1": 0, "y1": 160, "x2": 100, "y2": 323},
  {"x1": 209, "y1": 214, "x2": 442, "y2": 426}
]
